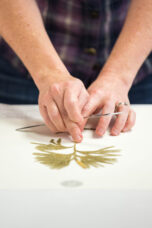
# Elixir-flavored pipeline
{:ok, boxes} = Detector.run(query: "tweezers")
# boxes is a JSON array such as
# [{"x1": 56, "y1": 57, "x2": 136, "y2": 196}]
[{"x1": 16, "y1": 111, "x2": 122, "y2": 131}]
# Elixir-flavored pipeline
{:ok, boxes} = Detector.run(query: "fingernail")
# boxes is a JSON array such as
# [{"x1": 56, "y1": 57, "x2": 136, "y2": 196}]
[
  {"x1": 95, "y1": 127, "x2": 103, "y2": 135},
  {"x1": 96, "y1": 130, "x2": 103, "y2": 136},
  {"x1": 73, "y1": 134, "x2": 82, "y2": 143},
  {"x1": 122, "y1": 128, "x2": 127, "y2": 132},
  {"x1": 111, "y1": 130, "x2": 118, "y2": 135},
  {"x1": 111, "y1": 130, "x2": 118, "y2": 136},
  {"x1": 78, "y1": 133, "x2": 83, "y2": 140}
]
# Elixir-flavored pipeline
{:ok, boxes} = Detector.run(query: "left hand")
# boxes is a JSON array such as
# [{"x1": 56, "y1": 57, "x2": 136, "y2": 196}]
[{"x1": 81, "y1": 75, "x2": 136, "y2": 136}]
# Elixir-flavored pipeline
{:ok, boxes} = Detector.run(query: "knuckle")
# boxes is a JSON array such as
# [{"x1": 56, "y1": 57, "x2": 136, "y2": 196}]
[
  {"x1": 117, "y1": 119, "x2": 125, "y2": 127},
  {"x1": 95, "y1": 89, "x2": 103, "y2": 97},
  {"x1": 66, "y1": 78, "x2": 83, "y2": 88},
  {"x1": 65, "y1": 81, "x2": 71, "y2": 87},
  {"x1": 50, "y1": 83, "x2": 60, "y2": 94},
  {"x1": 65, "y1": 80, "x2": 75, "y2": 88},
  {"x1": 90, "y1": 89, "x2": 98, "y2": 97},
  {"x1": 113, "y1": 125, "x2": 121, "y2": 132},
  {"x1": 109, "y1": 94, "x2": 114, "y2": 101},
  {"x1": 104, "y1": 103, "x2": 113, "y2": 110},
  {"x1": 106, "y1": 97, "x2": 114, "y2": 106},
  {"x1": 67, "y1": 97, "x2": 77, "y2": 107},
  {"x1": 51, "y1": 110, "x2": 59, "y2": 119}
]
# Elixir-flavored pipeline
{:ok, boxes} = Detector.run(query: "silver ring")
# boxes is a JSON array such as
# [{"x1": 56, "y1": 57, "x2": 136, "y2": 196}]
[
  {"x1": 116, "y1": 102, "x2": 129, "y2": 107},
  {"x1": 116, "y1": 102, "x2": 129, "y2": 109}
]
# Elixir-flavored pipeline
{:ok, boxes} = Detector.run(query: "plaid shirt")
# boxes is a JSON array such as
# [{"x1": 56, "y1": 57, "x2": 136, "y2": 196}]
[{"x1": 0, "y1": 0, "x2": 152, "y2": 88}]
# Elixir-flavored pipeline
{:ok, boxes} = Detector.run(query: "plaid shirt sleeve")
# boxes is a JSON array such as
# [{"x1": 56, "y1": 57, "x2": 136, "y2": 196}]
[{"x1": 0, "y1": 0, "x2": 152, "y2": 87}]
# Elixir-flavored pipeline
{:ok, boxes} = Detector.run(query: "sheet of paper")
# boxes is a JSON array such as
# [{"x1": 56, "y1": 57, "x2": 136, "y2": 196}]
[{"x1": 0, "y1": 104, "x2": 152, "y2": 190}]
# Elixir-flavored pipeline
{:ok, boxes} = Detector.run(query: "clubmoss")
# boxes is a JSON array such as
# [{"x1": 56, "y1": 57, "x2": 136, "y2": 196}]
[{"x1": 32, "y1": 138, "x2": 120, "y2": 169}]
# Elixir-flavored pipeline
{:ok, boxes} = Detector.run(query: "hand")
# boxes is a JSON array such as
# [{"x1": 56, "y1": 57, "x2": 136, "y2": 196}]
[
  {"x1": 82, "y1": 75, "x2": 136, "y2": 136},
  {"x1": 38, "y1": 69, "x2": 89, "y2": 142}
]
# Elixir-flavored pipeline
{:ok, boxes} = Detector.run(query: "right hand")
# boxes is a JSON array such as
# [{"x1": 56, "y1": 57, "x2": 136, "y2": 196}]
[{"x1": 37, "y1": 70, "x2": 89, "y2": 142}]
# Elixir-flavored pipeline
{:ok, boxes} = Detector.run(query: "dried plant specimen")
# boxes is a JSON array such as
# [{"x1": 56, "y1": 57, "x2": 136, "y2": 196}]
[{"x1": 32, "y1": 138, "x2": 120, "y2": 169}]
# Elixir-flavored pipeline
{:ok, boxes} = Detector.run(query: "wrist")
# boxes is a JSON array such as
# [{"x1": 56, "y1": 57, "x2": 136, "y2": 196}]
[
  {"x1": 27, "y1": 44, "x2": 71, "y2": 90},
  {"x1": 27, "y1": 41, "x2": 69, "y2": 80},
  {"x1": 32, "y1": 66, "x2": 72, "y2": 91},
  {"x1": 98, "y1": 60, "x2": 136, "y2": 91},
  {"x1": 97, "y1": 68, "x2": 132, "y2": 93}
]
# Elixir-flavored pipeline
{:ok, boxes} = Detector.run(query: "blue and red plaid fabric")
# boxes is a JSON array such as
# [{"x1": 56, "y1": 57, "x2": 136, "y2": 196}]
[{"x1": 0, "y1": 0, "x2": 152, "y2": 88}]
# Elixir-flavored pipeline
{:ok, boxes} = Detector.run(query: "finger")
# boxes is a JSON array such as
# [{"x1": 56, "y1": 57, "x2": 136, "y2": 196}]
[
  {"x1": 64, "y1": 83, "x2": 84, "y2": 123},
  {"x1": 78, "y1": 118, "x2": 89, "y2": 132},
  {"x1": 76, "y1": 88, "x2": 89, "y2": 131},
  {"x1": 51, "y1": 83, "x2": 82, "y2": 141},
  {"x1": 96, "y1": 102, "x2": 115, "y2": 136},
  {"x1": 122, "y1": 109, "x2": 136, "y2": 132},
  {"x1": 81, "y1": 92, "x2": 101, "y2": 118},
  {"x1": 51, "y1": 82, "x2": 79, "y2": 124},
  {"x1": 111, "y1": 105, "x2": 129, "y2": 136},
  {"x1": 65, "y1": 118, "x2": 83, "y2": 143},
  {"x1": 46, "y1": 99, "x2": 66, "y2": 132},
  {"x1": 39, "y1": 105, "x2": 58, "y2": 133},
  {"x1": 78, "y1": 87, "x2": 89, "y2": 110},
  {"x1": 51, "y1": 82, "x2": 67, "y2": 123},
  {"x1": 92, "y1": 107, "x2": 102, "y2": 115}
]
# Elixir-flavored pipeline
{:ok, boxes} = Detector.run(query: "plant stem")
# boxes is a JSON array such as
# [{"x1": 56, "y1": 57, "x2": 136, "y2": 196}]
[{"x1": 73, "y1": 143, "x2": 77, "y2": 160}]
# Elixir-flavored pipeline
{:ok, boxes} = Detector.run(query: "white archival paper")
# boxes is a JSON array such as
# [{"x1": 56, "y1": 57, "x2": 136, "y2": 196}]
[{"x1": 0, "y1": 104, "x2": 152, "y2": 190}]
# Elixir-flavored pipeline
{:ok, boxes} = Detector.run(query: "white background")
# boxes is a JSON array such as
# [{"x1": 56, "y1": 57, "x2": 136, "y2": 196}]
[{"x1": 0, "y1": 104, "x2": 152, "y2": 227}]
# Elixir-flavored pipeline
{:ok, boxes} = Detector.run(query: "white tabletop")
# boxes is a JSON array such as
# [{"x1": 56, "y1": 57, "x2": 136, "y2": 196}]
[{"x1": 0, "y1": 104, "x2": 152, "y2": 228}]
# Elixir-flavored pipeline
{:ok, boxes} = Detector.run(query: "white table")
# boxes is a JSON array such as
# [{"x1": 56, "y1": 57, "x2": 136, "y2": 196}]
[{"x1": 0, "y1": 104, "x2": 152, "y2": 228}]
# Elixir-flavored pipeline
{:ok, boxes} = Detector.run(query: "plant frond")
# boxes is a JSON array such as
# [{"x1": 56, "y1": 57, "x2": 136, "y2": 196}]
[
  {"x1": 77, "y1": 147, "x2": 120, "y2": 155},
  {"x1": 33, "y1": 151, "x2": 72, "y2": 169},
  {"x1": 32, "y1": 138, "x2": 120, "y2": 169},
  {"x1": 32, "y1": 142, "x2": 72, "y2": 152}
]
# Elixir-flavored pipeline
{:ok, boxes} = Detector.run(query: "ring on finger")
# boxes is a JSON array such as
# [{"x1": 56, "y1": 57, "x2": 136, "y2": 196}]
[
  {"x1": 116, "y1": 102, "x2": 129, "y2": 107},
  {"x1": 115, "y1": 102, "x2": 130, "y2": 112}
]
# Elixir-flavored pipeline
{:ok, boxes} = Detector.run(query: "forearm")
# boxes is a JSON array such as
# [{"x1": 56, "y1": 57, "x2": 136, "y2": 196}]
[
  {"x1": 0, "y1": 0, "x2": 69, "y2": 89},
  {"x1": 99, "y1": 0, "x2": 152, "y2": 90}
]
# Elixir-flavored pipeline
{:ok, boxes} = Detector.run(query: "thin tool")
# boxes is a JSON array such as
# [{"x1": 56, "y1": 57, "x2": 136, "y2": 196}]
[{"x1": 16, "y1": 111, "x2": 122, "y2": 131}]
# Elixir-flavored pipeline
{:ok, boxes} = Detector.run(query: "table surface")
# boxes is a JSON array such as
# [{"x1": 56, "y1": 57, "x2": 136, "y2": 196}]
[{"x1": 0, "y1": 104, "x2": 152, "y2": 228}]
